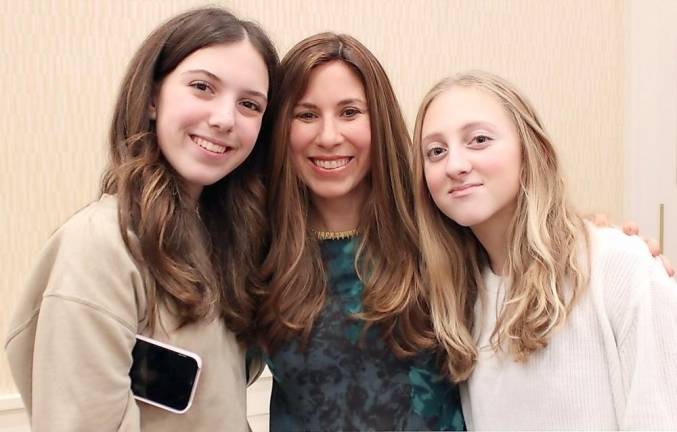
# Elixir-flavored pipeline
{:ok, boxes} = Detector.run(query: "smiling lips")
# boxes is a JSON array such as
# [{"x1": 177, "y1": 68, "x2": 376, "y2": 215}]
[
  {"x1": 310, "y1": 157, "x2": 352, "y2": 170},
  {"x1": 449, "y1": 182, "x2": 482, "y2": 197},
  {"x1": 191, "y1": 135, "x2": 230, "y2": 154}
]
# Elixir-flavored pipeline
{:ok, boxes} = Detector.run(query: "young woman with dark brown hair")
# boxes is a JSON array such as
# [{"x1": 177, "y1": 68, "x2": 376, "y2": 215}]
[
  {"x1": 255, "y1": 33, "x2": 464, "y2": 431},
  {"x1": 5, "y1": 7, "x2": 278, "y2": 431}
]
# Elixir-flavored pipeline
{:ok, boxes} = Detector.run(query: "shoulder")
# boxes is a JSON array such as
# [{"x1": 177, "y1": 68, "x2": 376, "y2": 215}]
[
  {"x1": 55, "y1": 194, "x2": 124, "y2": 250},
  {"x1": 30, "y1": 194, "x2": 146, "y2": 311},
  {"x1": 588, "y1": 225, "x2": 662, "y2": 283},
  {"x1": 7, "y1": 194, "x2": 145, "y2": 350},
  {"x1": 587, "y1": 225, "x2": 676, "y2": 339},
  {"x1": 590, "y1": 226, "x2": 652, "y2": 262},
  {"x1": 45, "y1": 194, "x2": 141, "y2": 272}
]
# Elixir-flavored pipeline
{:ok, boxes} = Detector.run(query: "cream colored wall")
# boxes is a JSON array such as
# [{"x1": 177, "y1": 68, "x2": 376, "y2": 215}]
[
  {"x1": 1, "y1": 0, "x2": 625, "y2": 399},
  {"x1": 624, "y1": 0, "x2": 677, "y2": 260}
]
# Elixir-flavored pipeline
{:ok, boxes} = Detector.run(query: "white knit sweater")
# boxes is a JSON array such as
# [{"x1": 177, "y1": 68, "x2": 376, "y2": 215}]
[{"x1": 460, "y1": 227, "x2": 677, "y2": 430}]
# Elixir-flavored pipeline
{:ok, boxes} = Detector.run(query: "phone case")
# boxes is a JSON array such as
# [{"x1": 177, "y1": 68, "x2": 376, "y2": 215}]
[{"x1": 131, "y1": 335, "x2": 203, "y2": 414}]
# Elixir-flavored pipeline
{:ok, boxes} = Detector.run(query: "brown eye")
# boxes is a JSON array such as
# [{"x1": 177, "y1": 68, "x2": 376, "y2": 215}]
[
  {"x1": 426, "y1": 146, "x2": 447, "y2": 161},
  {"x1": 471, "y1": 135, "x2": 492, "y2": 146},
  {"x1": 190, "y1": 81, "x2": 212, "y2": 93},
  {"x1": 240, "y1": 100, "x2": 261, "y2": 112},
  {"x1": 342, "y1": 107, "x2": 361, "y2": 118},
  {"x1": 295, "y1": 111, "x2": 317, "y2": 121}
]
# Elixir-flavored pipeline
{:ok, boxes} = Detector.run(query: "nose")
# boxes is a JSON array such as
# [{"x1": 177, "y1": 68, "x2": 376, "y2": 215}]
[
  {"x1": 445, "y1": 146, "x2": 472, "y2": 178},
  {"x1": 317, "y1": 117, "x2": 343, "y2": 149},
  {"x1": 208, "y1": 97, "x2": 236, "y2": 132}
]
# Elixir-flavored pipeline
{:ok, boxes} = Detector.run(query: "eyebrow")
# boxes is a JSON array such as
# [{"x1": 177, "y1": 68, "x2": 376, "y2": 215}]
[
  {"x1": 294, "y1": 98, "x2": 367, "y2": 109},
  {"x1": 182, "y1": 69, "x2": 268, "y2": 102},
  {"x1": 461, "y1": 121, "x2": 496, "y2": 133},
  {"x1": 421, "y1": 132, "x2": 445, "y2": 146},
  {"x1": 421, "y1": 121, "x2": 497, "y2": 145}
]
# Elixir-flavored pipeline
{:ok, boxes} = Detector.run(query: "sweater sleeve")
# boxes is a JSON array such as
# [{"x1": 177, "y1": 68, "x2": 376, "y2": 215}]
[
  {"x1": 598, "y1": 230, "x2": 677, "y2": 429},
  {"x1": 5, "y1": 203, "x2": 146, "y2": 432}
]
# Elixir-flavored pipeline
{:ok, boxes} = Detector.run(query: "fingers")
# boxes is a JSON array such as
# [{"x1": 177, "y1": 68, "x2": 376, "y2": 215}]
[
  {"x1": 645, "y1": 238, "x2": 661, "y2": 257},
  {"x1": 622, "y1": 221, "x2": 639, "y2": 236},
  {"x1": 617, "y1": 222, "x2": 673, "y2": 277},
  {"x1": 586, "y1": 215, "x2": 672, "y2": 277},
  {"x1": 658, "y1": 254, "x2": 675, "y2": 277},
  {"x1": 591, "y1": 213, "x2": 610, "y2": 227}
]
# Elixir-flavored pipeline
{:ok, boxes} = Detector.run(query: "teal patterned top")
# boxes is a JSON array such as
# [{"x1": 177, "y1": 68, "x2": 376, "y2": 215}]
[{"x1": 266, "y1": 237, "x2": 465, "y2": 431}]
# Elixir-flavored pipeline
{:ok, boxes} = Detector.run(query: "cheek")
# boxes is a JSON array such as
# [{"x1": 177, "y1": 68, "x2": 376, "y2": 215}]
[
  {"x1": 158, "y1": 89, "x2": 198, "y2": 123},
  {"x1": 483, "y1": 147, "x2": 519, "y2": 177},
  {"x1": 346, "y1": 119, "x2": 371, "y2": 151},
  {"x1": 240, "y1": 116, "x2": 263, "y2": 148},
  {"x1": 424, "y1": 166, "x2": 453, "y2": 217},
  {"x1": 423, "y1": 164, "x2": 445, "y2": 195},
  {"x1": 502, "y1": 145, "x2": 522, "y2": 187},
  {"x1": 486, "y1": 147, "x2": 521, "y2": 198},
  {"x1": 289, "y1": 122, "x2": 313, "y2": 156}
]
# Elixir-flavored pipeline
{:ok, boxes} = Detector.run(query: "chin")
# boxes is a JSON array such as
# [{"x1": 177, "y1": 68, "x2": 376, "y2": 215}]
[
  {"x1": 307, "y1": 185, "x2": 353, "y2": 200},
  {"x1": 311, "y1": 192, "x2": 349, "y2": 201},
  {"x1": 446, "y1": 212, "x2": 489, "y2": 228},
  {"x1": 184, "y1": 174, "x2": 223, "y2": 189}
]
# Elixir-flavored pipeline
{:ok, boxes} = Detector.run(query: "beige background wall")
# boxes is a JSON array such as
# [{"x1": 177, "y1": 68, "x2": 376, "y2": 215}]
[
  {"x1": 1, "y1": 0, "x2": 626, "y2": 400},
  {"x1": 624, "y1": 0, "x2": 677, "y2": 261}
]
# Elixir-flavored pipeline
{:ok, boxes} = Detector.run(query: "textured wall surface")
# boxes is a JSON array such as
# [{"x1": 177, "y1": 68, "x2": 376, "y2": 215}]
[{"x1": 0, "y1": 0, "x2": 624, "y2": 394}]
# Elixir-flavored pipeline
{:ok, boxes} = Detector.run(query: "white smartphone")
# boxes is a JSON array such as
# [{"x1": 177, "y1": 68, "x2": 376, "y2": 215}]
[{"x1": 129, "y1": 335, "x2": 202, "y2": 414}]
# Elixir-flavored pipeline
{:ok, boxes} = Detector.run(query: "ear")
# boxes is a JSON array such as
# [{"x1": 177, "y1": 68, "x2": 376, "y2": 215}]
[{"x1": 148, "y1": 98, "x2": 157, "y2": 120}]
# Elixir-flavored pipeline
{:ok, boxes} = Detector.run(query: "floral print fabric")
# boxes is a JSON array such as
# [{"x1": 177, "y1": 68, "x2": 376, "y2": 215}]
[{"x1": 266, "y1": 238, "x2": 465, "y2": 431}]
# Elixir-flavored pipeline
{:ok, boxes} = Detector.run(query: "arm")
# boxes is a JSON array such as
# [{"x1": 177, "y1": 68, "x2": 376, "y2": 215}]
[
  {"x1": 32, "y1": 296, "x2": 141, "y2": 431},
  {"x1": 6, "y1": 207, "x2": 145, "y2": 432},
  {"x1": 607, "y1": 238, "x2": 677, "y2": 429}
]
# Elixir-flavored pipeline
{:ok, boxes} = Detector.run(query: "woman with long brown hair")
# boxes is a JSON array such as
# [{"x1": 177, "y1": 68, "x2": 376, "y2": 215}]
[
  {"x1": 256, "y1": 33, "x2": 464, "y2": 431},
  {"x1": 5, "y1": 7, "x2": 278, "y2": 431},
  {"x1": 413, "y1": 70, "x2": 677, "y2": 429}
]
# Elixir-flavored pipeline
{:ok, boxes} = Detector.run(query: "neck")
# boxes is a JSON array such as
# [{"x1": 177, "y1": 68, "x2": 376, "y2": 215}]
[
  {"x1": 471, "y1": 205, "x2": 516, "y2": 276},
  {"x1": 310, "y1": 185, "x2": 367, "y2": 232},
  {"x1": 473, "y1": 224, "x2": 508, "y2": 276},
  {"x1": 186, "y1": 184, "x2": 203, "y2": 207}
]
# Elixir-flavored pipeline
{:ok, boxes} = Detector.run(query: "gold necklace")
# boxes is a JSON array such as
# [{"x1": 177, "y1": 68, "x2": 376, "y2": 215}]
[{"x1": 313, "y1": 228, "x2": 359, "y2": 240}]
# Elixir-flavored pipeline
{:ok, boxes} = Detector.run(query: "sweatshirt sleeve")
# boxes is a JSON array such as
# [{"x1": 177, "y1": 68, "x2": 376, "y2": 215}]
[
  {"x1": 6, "y1": 204, "x2": 146, "y2": 432},
  {"x1": 32, "y1": 297, "x2": 141, "y2": 431},
  {"x1": 599, "y1": 231, "x2": 677, "y2": 429}
]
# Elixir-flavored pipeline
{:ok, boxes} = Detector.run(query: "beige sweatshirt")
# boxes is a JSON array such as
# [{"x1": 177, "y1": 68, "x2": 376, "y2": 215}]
[
  {"x1": 5, "y1": 194, "x2": 250, "y2": 431},
  {"x1": 461, "y1": 227, "x2": 677, "y2": 430}
]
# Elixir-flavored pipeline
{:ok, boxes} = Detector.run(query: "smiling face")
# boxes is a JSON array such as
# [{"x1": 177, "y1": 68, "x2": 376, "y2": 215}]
[
  {"x1": 151, "y1": 40, "x2": 269, "y2": 200},
  {"x1": 421, "y1": 85, "x2": 522, "y2": 234},
  {"x1": 288, "y1": 60, "x2": 372, "y2": 209}
]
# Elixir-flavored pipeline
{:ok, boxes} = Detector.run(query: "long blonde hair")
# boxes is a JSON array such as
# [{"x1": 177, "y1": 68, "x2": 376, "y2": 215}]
[
  {"x1": 257, "y1": 33, "x2": 435, "y2": 357},
  {"x1": 412, "y1": 71, "x2": 590, "y2": 381}
]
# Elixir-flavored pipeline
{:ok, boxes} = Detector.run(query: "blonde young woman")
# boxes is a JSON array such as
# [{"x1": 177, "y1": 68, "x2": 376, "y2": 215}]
[
  {"x1": 255, "y1": 33, "x2": 464, "y2": 431},
  {"x1": 413, "y1": 71, "x2": 677, "y2": 430},
  {"x1": 5, "y1": 8, "x2": 278, "y2": 431}
]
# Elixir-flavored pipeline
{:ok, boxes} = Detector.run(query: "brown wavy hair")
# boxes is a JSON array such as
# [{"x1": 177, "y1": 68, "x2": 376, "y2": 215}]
[
  {"x1": 100, "y1": 7, "x2": 278, "y2": 340},
  {"x1": 412, "y1": 71, "x2": 589, "y2": 381},
  {"x1": 257, "y1": 33, "x2": 435, "y2": 357}
]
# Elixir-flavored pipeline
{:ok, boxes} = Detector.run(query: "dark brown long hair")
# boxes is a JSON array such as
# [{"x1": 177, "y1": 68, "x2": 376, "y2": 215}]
[
  {"x1": 100, "y1": 7, "x2": 278, "y2": 340},
  {"x1": 257, "y1": 33, "x2": 435, "y2": 357}
]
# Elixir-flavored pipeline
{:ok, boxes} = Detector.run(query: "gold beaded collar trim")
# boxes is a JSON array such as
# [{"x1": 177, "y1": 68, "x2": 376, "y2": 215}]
[{"x1": 313, "y1": 228, "x2": 358, "y2": 240}]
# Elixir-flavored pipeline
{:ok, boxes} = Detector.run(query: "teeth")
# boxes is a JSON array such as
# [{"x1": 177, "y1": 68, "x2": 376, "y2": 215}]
[
  {"x1": 193, "y1": 136, "x2": 227, "y2": 154},
  {"x1": 312, "y1": 158, "x2": 350, "y2": 169}
]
